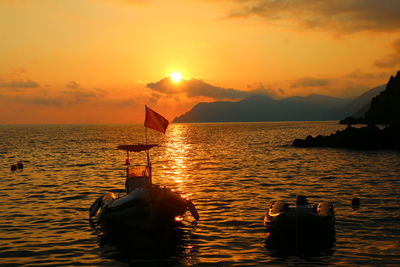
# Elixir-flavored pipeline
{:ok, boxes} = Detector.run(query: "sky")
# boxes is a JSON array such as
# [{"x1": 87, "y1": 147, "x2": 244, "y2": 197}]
[{"x1": 1, "y1": 0, "x2": 400, "y2": 124}]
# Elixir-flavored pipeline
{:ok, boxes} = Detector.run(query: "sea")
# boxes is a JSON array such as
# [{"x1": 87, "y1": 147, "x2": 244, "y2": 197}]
[{"x1": 0, "y1": 121, "x2": 399, "y2": 266}]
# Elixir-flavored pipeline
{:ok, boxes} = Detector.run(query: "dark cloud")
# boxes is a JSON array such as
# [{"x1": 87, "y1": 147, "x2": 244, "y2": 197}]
[
  {"x1": 61, "y1": 90, "x2": 98, "y2": 99},
  {"x1": 147, "y1": 77, "x2": 278, "y2": 99},
  {"x1": 66, "y1": 81, "x2": 81, "y2": 89},
  {"x1": 148, "y1": 92, "x2": 161, "y2": 106},
  {"x1": 147, "y1": 77, "x2": 178, "y2": 94},
  {"x1": 4, "y1": 89, "x2": 115, "y2": 107},
  {"x1": 28, "y1": 97, "x2": 66, "y2": 106},
  {"x1": 0, "y1": 93, "x2": 68, "y2": 107},
  {"x1": 345, "y1": 69, "x2": 389, "y2": 79},
  {"x1": 184, "y1": 79, "x2": 250, "y2": 99},
  {"x1": 290, "y1": 77, "x2": 331, "y2": 88},
  {"x1": 373, "y1": 38, "x2": 400, "y2": 68},
  {"x1": 62, "y1": 81, "x2": 104, "y2": 103},
  {"x1": 247, "y1": 82, "x2": 284, "y2": 98},
  {"x1": 277, "y1": 88, "x2": 285, "y2": 95},
  {"x1": 0, "y1": 79, "x2": 39, "y2": 88},
  {"x1": 228, "y1": 0, "x2": 400, "y2": 34}
]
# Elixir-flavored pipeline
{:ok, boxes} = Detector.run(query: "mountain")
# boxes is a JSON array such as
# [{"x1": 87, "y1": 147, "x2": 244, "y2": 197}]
[
  {"x1": 173, "y1": 85, "x2": 387, "y2": 123},
  {"x1": 173, "y1": 94, "x2": 346, "y2": 123},
  {"x1": 340, "y1": 71, "x2": 400, "y2": 125},
  {"x1": 364, "y1": 71, "x2": 400, "y2": 125},
  {"x1": 281, "y1": 93, "x2": 345, "y2": 107},
  {"x1": 341, "y1": 85, "x2": 385, "y2": 118},
  {"x1": 293, "y1": 71, "x2": 400, "y2": 150}
]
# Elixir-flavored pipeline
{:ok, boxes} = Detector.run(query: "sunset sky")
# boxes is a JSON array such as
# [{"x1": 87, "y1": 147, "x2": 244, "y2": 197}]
[{"x1": 1, "y1": 0, "x2": 400, "y2": 124}]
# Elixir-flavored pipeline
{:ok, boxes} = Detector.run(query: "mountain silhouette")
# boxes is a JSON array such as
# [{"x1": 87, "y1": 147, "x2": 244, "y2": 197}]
[
  {"x1": 340, "y1": 71, "x2": 400, "y2": 125},
  {"x1": 173, "y1": 86, "x2": 385, "y2": 123},
  {"x1": 293, "y1": 71, "x2": 400, "y2": 150},
  {"x1": 364, "y1": 71, "x2": 400, "y2": 125}
]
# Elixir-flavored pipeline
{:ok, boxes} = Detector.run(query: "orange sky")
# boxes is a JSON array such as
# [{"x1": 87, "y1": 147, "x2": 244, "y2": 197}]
[{"x1": 1, "y1": 0, "x2": 400, "y2": 124}]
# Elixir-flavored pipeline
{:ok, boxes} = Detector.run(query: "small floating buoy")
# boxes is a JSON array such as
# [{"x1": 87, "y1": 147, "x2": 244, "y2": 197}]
[
  {"x1": 352, "y1": 197, "x2": 360, "y2": 207},
  {"x1": 11, "y1": 164, "x2": 17, "y2": 171},
  {"x1": 17, "y1": 162, "x2": 24, "y2": 169}
]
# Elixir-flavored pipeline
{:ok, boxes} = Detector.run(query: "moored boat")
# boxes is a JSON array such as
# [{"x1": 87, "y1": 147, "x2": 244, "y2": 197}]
[
  {"x1": 264, "y1": 195, "x2": 335, "y2": 247},
  {"x1": 89, "y1": 107, "x2": 199, "y2": 230}
]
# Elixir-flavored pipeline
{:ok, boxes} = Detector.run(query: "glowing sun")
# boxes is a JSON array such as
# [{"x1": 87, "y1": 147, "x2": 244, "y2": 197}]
[{"x1": 170, "y1": 72, "x2": 183, "y2": 83}]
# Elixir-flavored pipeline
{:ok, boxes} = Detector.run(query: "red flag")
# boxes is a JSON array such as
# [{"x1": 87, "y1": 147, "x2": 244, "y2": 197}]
[{"x1": 144, "y1": 105, "x2": 169, "y2": 134}]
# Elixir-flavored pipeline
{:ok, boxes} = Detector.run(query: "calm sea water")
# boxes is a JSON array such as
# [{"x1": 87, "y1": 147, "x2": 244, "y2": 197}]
[{"x1": 0, "y1": 122, "x2": 399, "y2": 266}]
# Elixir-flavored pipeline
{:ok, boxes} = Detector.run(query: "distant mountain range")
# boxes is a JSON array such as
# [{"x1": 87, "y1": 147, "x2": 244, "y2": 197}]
[{"x1": 173, "y1": 85, "x2": 385, "y2": 123}]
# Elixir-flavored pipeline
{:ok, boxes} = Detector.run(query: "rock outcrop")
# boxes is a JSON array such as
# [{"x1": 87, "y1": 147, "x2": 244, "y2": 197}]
[
  {"x1": 294, "y1": 71, "x2": 400, "y2": 150},
  {"x1": 341, "y1": 71, "x2": 400, "y2": 126},
  {"x1": 292, "y1": 124, "x2": 400, "y2": 150}
]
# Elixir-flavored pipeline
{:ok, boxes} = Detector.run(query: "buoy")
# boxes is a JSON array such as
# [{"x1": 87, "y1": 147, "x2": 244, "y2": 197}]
[
  {"x1": 352, "y1": 197, "x2": 360, "y2": 207},
  {"x1": 17, "y1": 162, "x2": 24, "y2": 169},
  {"x1": 11, "y1": 165, "x2": 17, "y2": 171}
]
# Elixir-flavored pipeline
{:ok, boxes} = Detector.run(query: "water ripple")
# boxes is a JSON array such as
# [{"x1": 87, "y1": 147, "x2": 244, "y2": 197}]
[{"x1": 0, "y1": 122, "x2": 399, "y2": 266}]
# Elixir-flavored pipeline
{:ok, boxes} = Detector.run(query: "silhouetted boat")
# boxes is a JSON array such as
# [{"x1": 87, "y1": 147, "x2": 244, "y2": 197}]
[
  {"x1": 89, "y1": 144, "x2": 199, "y2": 229},
  {"x1": 264, "y1": 195, "x2": 335, "y2": 251}
]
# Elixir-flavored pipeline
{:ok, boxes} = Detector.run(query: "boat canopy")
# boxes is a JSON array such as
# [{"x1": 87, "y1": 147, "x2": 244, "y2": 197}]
[{"x1": 117, "y1": 144, "x2": 158, "y2": 152}]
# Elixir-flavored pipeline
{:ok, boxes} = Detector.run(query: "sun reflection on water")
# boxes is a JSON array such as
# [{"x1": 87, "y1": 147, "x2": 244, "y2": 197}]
[{"x1": 159, "y1": 124, "x2": 193, "y2": 197}]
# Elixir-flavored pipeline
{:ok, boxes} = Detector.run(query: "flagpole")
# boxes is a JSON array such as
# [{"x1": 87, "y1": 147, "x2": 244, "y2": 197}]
[
  {"x1": 144, "y1": 105, "x2": 151, "y2": 184},
  {"x1": 145, "y1": 105, "x2": 148, "y2": 145}
]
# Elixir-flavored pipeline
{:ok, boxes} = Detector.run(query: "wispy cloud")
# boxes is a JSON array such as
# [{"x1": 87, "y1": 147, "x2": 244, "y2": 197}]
[
  {"x1": 0, "y1": 79, "x2": 39, "y2": 88},
  {"x1": 373, "y1": 38, "x2": 400, "y2": 68},
  {"x1": 66, "y1": 81, "x2": 81, "y2": 89},
  {"x1": 345, "y1": 69, "x2": 389, "y2": 80},
  {"x1": 0, "y1": 80, "x2": 110, "y2": 107},
  {"x1": 290, "y1": 76, "x2": 331, "y2": 88},
  {"x1": 227, "y1": 0, "x2": 400, "y2": 34}
]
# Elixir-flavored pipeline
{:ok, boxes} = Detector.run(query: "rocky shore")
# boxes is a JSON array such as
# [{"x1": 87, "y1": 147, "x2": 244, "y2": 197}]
[
  {"x1": 293, "y1": 71, "x2": 400, "y2": 151},
  {"x1": 292, "y1": 124, "x2": 400, "y2": 150}
]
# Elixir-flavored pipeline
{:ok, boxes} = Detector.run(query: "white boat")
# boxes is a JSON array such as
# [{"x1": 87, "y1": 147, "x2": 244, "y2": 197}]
[{"x1": 89, "y1": 144, "x2": 199, "y2": 229}]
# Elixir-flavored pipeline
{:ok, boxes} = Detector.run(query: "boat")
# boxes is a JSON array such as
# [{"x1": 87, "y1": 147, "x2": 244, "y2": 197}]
[
  {"x1": 89, "y1": 106, "x2": 199, "y2": 230},
  {"x1": 89, "y1": 144, "x2": 199, "y2": 229},
  {"x1": 264, "y1": 195, "x2": 335, "y2": 250}
]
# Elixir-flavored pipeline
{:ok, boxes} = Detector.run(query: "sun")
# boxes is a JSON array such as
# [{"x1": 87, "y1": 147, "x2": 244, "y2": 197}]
[{"x1": 170, "y1": 72, "x2": 183, "y2": 83}]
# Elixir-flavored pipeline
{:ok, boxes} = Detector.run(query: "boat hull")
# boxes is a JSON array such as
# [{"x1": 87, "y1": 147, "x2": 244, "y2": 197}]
[
  {"x1": 97, "y1": 186, "x2": 189, "y2": 230},
  {"x1": 264, "y1": 201, "x2": 335, "y2": 250}
]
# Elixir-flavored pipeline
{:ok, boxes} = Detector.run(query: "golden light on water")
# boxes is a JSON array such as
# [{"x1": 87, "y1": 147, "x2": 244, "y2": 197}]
[{"x1": 163, "y1": 124, "x2": 192, "y2": 195}]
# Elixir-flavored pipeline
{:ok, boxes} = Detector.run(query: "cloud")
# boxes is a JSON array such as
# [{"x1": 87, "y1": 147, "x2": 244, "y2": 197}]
[
  {"x1": 184, "y1": 79, "x2": 251, "y2": 99},
  {"x1": 147, "y1": 77, "x2": 178, "y2": 94},
  {"x1": 62, "y1": 90, "x2": 98, "y2": 99},
  {"x1": 0, "y1": 80, "x2": 107, "y2": 107},
  {"x1": 60, "y1": 81, "x2": 105, "y2": 104},
  {"x1": 228, "y1": 0, "x2": 400, "y2": 34},
  {"x1": 147, "y1": 77, "x2": 278, "y2": 100},
  {"x1": 247, "y1": 82, "x2": 286, "y2": 97},
  {"x1": 66, "y1": 81, "x2": 81, "y2": 89},
  {"x1": 373, "y1": 38, "x2": 400, "y2": 68},
  {"x1": 290, "y1": 77, "x2": 331, "y2": 88},
  {"x1": 26, "y1": 97, "x2": 66, "y2": 106},
  {"x1": 148, "y1": 92, "x2": 161, "y2": 106},
  {"x1": 0, "y1": 79, "x2": 39, "y2": 88},
  {"x1": 345, "y1": 69, "x2": 389, "y2": 80}
]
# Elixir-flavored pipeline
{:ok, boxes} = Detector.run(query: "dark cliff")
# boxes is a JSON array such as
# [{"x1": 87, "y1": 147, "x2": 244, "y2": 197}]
[{"x1": 364, "y1": 71, "x2": 400, "y2": 125}]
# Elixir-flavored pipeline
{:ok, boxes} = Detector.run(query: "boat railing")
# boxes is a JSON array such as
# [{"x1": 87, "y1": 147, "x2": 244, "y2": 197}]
[{"x1": 125, "y1": 165, "x2": 151, "y2": 193}]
